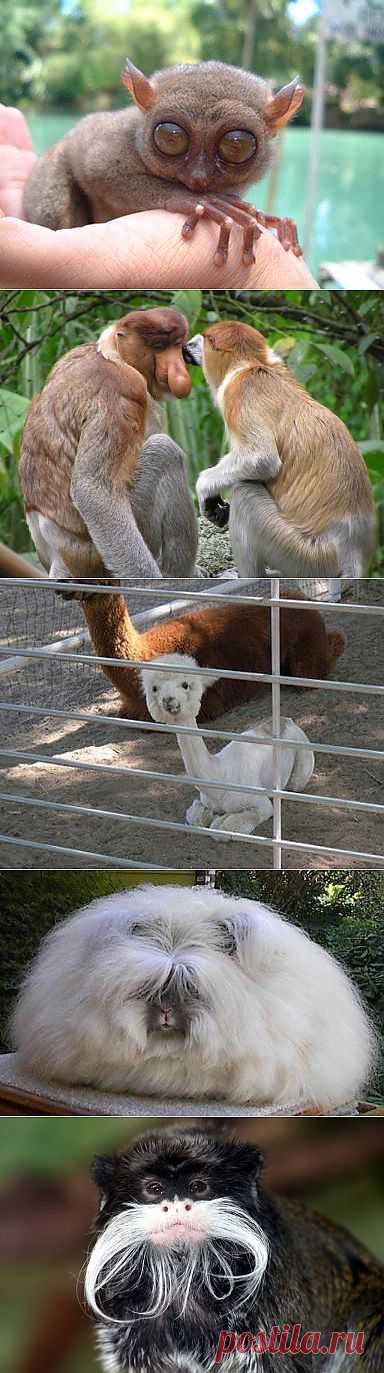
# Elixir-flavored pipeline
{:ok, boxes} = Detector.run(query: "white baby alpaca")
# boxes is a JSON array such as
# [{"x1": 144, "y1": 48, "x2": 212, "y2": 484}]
[{"x1": 140, "y1": 653, "x2": 315, "y2": 837}]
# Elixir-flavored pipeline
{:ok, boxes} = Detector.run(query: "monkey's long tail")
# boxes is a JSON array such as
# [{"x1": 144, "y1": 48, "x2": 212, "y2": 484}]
[{"x1": 81, "y1": 589, "x2": 150, "y2": 718}]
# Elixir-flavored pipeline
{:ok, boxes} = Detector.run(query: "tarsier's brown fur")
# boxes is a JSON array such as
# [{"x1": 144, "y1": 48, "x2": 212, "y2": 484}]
[
  {"x1": 82, "y1": 590, "x2": 346, "y2": 720},
  {"x1": 22, "y1": 61, "x2": 304, "y2": 263}
]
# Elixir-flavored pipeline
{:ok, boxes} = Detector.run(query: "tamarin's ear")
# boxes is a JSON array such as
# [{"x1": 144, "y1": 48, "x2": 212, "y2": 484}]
[
  {"x1": 90, "y1": 1153, "x2": 119, "y2": 1198},
  {"x1": 265, "y1": 78, "x2": 304, "y2": 133},
  {"x1": 122, "y1": 59, "x2": 156, "y2": 111}
]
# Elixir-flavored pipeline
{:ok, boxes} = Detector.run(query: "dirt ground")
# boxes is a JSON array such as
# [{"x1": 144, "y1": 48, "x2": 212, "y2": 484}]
[{"x1": 0, "y1": 580, "x2": 383, "y2": 870}]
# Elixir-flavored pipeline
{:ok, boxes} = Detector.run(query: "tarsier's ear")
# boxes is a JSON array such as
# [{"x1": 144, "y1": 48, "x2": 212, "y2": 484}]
[
  {"x1": 122, "y1": 59, "x2": 157, "y2": 112},
  {"x1": 265, "y1": 77, "x2": 304, "y2": 133}
]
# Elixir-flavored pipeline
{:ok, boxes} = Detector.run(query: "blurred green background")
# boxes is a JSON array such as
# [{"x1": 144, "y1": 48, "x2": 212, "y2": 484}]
[
  {"x1": 0, "y1": 1115, "x2": 383, "y2": 1371},
  {"x1": 1, "y1": 0, "x2": 384, "y2": 273},
  {"x1": 1, "y1": 287, "x2": 383, "y2": 570}
]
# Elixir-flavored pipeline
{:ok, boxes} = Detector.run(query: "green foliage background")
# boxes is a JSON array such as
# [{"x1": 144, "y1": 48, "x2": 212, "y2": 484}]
[
  {"x1": 1, "y1": 0, "x2": 383, "y2": 128},
  {"x1": 1, "y1": 287, "x2": 383, "y2": 570}
]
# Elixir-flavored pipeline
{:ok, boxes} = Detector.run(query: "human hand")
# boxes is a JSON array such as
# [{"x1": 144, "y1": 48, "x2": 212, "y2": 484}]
[
  {"x1": 0, "y1": 107, "x2": 318, "y2": 288},
  {"x1": 0, "y1": 106, "x2": 37, "y2": 217}
]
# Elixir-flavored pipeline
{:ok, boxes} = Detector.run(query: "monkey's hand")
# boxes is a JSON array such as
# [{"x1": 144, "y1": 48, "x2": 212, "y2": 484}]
[{"x1": 203, "y1": 495, "x2": 230, "y2": 529}]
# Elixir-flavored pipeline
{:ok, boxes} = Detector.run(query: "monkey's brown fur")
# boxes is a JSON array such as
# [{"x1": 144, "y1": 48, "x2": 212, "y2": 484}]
[
  {"x1": 19, "y1": 308, "x2": 191, "y2": 580},
  {"x1": 200, "y1": 321, "x2": 376, "y2": 574},
  {"x1": 82, "y1": 590, "x2": 346, "y2": 720},
  {"x1": 22, "y1": 61, "x2": 304, "y2": 264}
]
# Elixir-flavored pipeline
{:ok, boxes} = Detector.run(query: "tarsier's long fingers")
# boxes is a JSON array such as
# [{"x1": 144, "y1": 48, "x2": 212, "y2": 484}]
[
  {"x1": 220, "y1": 196, "x2": 303, "y2": 257},
  {"x1": 258, "y1": 212, "x2": 303, "y2": 257},
  {"x1": 167, "y1": 192, "x2": 260, "y2": 266},
  {"x1": 209, "y1": 197, "x2": 262, "y2": 266}
]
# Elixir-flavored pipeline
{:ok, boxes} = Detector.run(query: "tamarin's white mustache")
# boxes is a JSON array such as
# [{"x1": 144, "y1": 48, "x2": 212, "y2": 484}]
[{"x1": 85, "y1": 1198, "x2": 269, "y2": 1323}]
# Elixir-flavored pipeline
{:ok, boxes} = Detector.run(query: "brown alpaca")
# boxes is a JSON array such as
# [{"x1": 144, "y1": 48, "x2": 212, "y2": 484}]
[{"x1": 82, "y1": 590, "x2": 346, "y2": 720}]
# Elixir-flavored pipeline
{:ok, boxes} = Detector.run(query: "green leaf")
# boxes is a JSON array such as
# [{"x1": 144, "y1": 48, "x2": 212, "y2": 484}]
[
  {"x1": 0, "y1": 390, "x2": 29, "y2": 455},
  {"x1": 358, "y1": 334, "x2": 379, "y2": 355},
  {"x1": 314, "y1": 342, "x2": 355, "y2": 376},
  {"x1": 171, "y1": 289, "x2": 202, "y2": 330}
]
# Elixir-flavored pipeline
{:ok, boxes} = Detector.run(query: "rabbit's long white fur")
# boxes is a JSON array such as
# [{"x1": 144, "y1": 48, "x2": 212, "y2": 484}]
[
  {"x1": 140, "y1": 653, "x2": 315, "y2": 836},
  {"x1": 11, "y1": 884, "x2": 375, "y2": 1109}
]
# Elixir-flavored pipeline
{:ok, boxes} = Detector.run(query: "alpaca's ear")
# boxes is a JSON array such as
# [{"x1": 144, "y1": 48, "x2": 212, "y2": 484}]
[{"x1": 202, "y1": 671, "x2": 221, "y2": 690}]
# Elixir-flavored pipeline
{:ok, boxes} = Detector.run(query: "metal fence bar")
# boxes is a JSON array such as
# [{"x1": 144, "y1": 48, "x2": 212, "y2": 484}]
[
  {"x1": 1, "y1": 577, "x2": 383, "y2": 614},
  {"x1": 0, "y1": 644, "x2": 383, "y2": 696},
  {"x1": 0, "y1": 831, "x2": 167, "y2": 869},
  {"x1": 0, "y1": 794, "x2": 382, "y2": 866},
  {"x1": 2, "y1": 749, "x2": 384, "y2": 814},
  {"x1": 1, "y1": 578, "x2": 382, "y2": 868},
  {"x1": 271, "y1": 576, "x2": 282, "y2": 870},
  {"x1": 1, "y1": 698, "x2": 383, "y2": 761}
]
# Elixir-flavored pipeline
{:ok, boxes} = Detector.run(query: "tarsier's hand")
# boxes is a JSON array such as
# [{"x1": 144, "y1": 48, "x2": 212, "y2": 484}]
[
  {"x1": 203, "y1": 495, "x2": 230, "y2": 529},
  {"x1": 171, "y1": 191, "x2": 303, "y2": 267}
]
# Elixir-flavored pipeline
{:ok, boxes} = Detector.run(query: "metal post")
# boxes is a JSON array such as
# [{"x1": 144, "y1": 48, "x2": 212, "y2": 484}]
[
  {"x1": 303, "y1": 0, "x2": 330, "y2": 259},
  {"x1": 271, "y1": 575, "x2": 282, "y2": 870}
]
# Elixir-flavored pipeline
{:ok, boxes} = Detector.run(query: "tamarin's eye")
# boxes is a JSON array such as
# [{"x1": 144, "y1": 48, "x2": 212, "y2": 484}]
[
  {"x1": 182, "y1": 682, "x2": 189, "y2": 690},
  {"x1": 152, "y1": 685, "x2": 158, "y2": 693},
  {"x1": 153, "y1": 122, "x2": 189, "y2": 156},
  {"x1": 189, "y1": 1178, "x2": 210, "y2": 1196},
  {"x1": 143, "y1": 1179, "x2": 165, "y2": 1198},
  {"x1": 218, "y1": 130, "x2": 257, "y2": 164}
]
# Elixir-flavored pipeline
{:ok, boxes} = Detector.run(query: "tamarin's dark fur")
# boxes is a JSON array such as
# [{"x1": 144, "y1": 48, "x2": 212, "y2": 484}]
[
  {"x1": 22, "y1": 61, "x2": 304, "y2": 265},
  {"x1": 86, "y1": 1129, "x2": 384, "y2": 1372}
]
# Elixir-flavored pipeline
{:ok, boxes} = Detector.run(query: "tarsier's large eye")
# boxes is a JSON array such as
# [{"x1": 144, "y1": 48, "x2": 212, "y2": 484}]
[
  {"x1": 218, "y1": 130, "x2": 257, "y2": 164},
  {"x1": 153, "y1": 122, "x2": 189, "y2": 156}
]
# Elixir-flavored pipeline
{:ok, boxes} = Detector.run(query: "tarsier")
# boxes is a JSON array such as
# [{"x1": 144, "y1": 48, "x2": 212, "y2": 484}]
[
  {"x1": 22, "y1": 60, "x2": 304, "y2": 265},
  {"x1": 19, "y1": 306, "x2": 198, "y2": 585},
  {"x1": 186, "y1": 322, "x2": 377, "y2": 575}
]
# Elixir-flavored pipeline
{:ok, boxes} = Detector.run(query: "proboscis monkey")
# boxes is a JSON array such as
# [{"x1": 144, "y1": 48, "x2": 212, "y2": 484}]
[
  {"x1": 19, "y1": 307, "x2": 198, "y2": 585},
  {"x1": 186, "y1": 323, "x2": 377, "y2": 576},
  {"x1": 22, "y1": 61, "x2": 304, "y2": 266}
]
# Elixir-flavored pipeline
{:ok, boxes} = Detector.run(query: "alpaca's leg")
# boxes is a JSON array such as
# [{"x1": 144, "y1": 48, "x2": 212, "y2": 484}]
[
  {"x1": 210, "y1": 800, "x2": 273, "y2": 837},
  {"x1": 186, "y1": 798, "x2": 213, "y2": 827}
]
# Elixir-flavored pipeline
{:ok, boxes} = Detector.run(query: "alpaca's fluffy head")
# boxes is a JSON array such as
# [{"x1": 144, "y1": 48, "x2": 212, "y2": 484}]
[{"x1": 140, "y1": 654, "x2": 218, "y2": 724}]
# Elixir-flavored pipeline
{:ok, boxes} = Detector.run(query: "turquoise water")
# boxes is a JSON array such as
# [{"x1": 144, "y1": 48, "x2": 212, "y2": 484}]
[{"x1": 27, "y1": 114, "x2": 384, "y2": 276}]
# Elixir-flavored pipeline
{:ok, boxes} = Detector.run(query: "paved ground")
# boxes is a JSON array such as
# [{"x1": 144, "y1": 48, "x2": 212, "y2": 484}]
[{"x1": 0, "y1": 580, "x2": 383, "y2": 870}]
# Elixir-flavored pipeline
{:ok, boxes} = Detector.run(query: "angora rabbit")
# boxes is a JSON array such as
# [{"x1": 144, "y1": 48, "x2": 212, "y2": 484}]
[{"x1": 11, "y1": 885, "x2": 374, "y2": 1108}]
